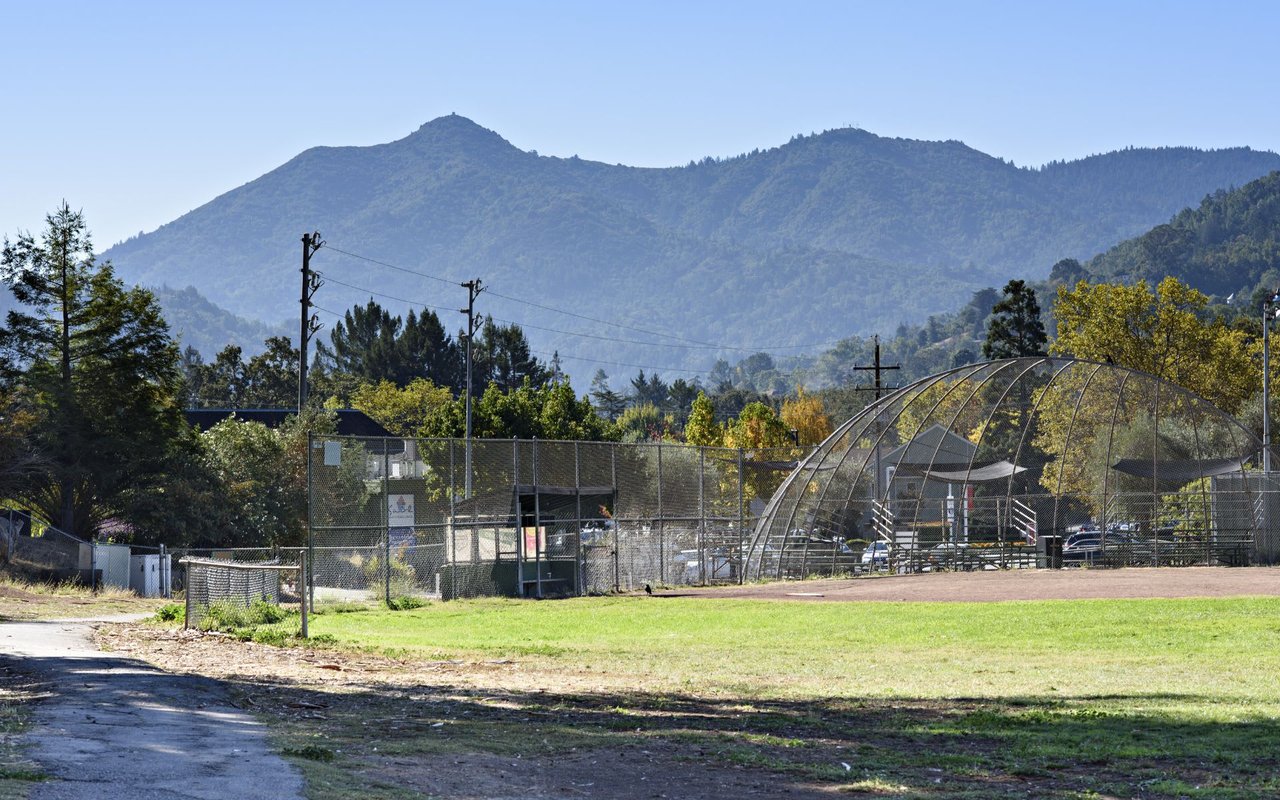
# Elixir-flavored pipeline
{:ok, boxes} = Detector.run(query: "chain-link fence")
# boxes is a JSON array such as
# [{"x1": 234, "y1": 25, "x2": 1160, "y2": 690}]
[
  {"x1": 750, "y1": 357, "x2": 1274, "y2": 580},
  {"x1": 182, "y1": 557, "x2": 306, "y2": 640},
  {"x1": 308, "y1": 437, "x2": 810, "y2": 603}
]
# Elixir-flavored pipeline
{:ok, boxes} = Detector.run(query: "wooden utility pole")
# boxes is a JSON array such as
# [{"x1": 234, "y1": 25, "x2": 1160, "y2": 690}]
[
  {"x1": 852, "y1": 335, "x2": 901, "y2": 499},
  {"x1": 460, "y1": 278, "x2": 484, "y2": 498},
  {"x1": 298, "y1": 231, "x2": 324, "y2": 410}
]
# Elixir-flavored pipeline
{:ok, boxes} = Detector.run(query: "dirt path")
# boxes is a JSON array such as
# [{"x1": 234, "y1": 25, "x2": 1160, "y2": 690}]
[
  {"x1": 682, "y1": 565, "x2": 1280, "y2": 602},
  {"x1": 0, "y1": 616, "x2": 303, "y2": 800}
]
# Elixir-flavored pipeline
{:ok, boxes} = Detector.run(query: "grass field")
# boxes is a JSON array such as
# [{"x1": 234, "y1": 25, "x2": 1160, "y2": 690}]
[
  {"x1": 243, "y1": 594, "x2": 1280, "y2": 798},
  {"x1": 0, "y1": 574, "x2": 160, "y2": 622}
]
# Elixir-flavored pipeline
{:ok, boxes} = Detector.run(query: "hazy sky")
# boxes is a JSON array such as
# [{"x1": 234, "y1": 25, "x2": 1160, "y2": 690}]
[{"x1": 4, "y1": 0, "x2": 1279, "y2": 248}]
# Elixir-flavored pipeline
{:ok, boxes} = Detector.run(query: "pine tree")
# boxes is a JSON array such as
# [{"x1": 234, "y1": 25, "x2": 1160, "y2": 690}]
[
  {"x1": 983, "y1": 280, "x2": 1047, "y2": 360},
  {"x1": 0, "y1": 204, "x2": 185, "y2": 536}
]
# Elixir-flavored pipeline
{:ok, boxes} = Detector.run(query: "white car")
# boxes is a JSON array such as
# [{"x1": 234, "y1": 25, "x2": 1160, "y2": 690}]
[{"x1": 861, "y1": 541, "x2": 891, "y2": 566}]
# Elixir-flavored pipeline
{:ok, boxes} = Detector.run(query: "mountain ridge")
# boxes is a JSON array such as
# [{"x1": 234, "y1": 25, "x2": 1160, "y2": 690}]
[{"x1": 99, "y1": 115, "x2": 1280, "y2": 383}]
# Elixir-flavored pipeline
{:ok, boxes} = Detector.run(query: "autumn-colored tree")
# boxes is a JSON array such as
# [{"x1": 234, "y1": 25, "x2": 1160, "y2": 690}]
[
  {"x1": 780, "y1": 388, "x2": 832, "y2": 446},
  {"x1": 684, "y1": 392, "x2": 723, "y2": 447},
  {"x1": 1032, "y1": 277, "x2": 1258, "y2": 509},
  {"x1": 1051, "y1": 277, "x2": 1257, "y2": 414},
  {"x1": 350, "y1": 378, "x2": 463, "y2": 438},
  {"x1": 725, "y1": 402, "x2": 789, "y2": 449}
]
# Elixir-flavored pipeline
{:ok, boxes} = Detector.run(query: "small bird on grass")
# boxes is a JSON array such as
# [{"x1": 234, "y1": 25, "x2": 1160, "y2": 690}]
[{"x1": 644, "y1": 583, "x2": 653, "y2": 596}]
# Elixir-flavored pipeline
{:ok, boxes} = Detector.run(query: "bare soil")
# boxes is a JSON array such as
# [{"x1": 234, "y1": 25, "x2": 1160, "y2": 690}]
[
  {"x1": 686, "y1": 565, "x2": 1280, "y2": 603},
  {"x1": 91, "y1": 566, "x2": 1280, "y2": 799}
]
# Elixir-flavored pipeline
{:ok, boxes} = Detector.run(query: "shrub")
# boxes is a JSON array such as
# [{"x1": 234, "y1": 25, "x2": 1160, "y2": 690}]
[
  {"x1": 153, "y1": 603, "x2": 184, "y2": 623},
  {"x1": 362, "y1": 554, "x2": 419, "y2": 603}
]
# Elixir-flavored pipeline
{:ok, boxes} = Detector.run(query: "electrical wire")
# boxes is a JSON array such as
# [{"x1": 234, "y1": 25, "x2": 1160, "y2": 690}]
[
  {"x1": 312, "y1": 302, "x2": 729, "y2": 378},
  {"x1": 318, "y1": 272, "x2": 724, "y2": 350},
  {"x1": 322, "y1": 242, "x2": 853, "y2": 353}
]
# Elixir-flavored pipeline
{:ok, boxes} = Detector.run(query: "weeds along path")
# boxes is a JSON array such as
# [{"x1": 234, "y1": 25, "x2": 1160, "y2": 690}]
[{"x1": 0, "y1": 616, "x2": 303, "y2": 800}]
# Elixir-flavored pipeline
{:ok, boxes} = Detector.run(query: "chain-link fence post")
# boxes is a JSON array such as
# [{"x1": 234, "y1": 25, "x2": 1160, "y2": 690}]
[
  {"x1": 575, "y1": 440, "x2": 583, "y2": 595},
  {"x1": 300, "y1": 557, "x2": 308, "y2": 638},
  {"x1": 449, "y1": 438, "x2": 457, "y2": 601},
  {"x1": 737, "y1": 448, "x2": 745, "y2": 562},
  {"x1": 698, "y1": 446, "x2": 707, "y2": 584},
  {"x1": 611, "y1": 442, "x2": 619, "y2": 592},
  {"x1": 533, "y1": 438, "x2": 542, "y2": 598},
  {"x1": 657, "y1": 441, "x2": 664, "y2": 585},
  {"x1": 306, "y1": 431, "x2": 315, "y2": 610},
  {"x1": 383, "y1": 437, "x2": 391, "y2": 607},
  {"x1": 514, "y1": 438, "x2": 523, "y2": 593}
]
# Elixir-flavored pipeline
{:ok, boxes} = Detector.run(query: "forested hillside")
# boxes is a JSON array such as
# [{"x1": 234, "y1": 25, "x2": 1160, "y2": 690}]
[
  {"x1": 99, "y1": 115, "x2": 1280, "y2": 383},
  {"x1": 1083, "y1": 170, "x2": 1280, "y2": 301}
]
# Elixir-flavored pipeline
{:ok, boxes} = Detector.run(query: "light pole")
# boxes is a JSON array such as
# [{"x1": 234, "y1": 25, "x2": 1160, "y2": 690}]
[{"x1": 1265, "y1": 292, "x2": 1279, "y2": 473}]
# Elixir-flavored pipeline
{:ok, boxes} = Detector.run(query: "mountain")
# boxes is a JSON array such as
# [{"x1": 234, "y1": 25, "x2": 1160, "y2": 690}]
[
  {"x1": 100, "y1": 115, "x2": 1280, "y2": 384},
  {"x1": 1082, "y1": 170, "x2": 1280, "y2": 301},
  {"x1": 151, "y1": 285, "x2": 290, "y2": 358}
]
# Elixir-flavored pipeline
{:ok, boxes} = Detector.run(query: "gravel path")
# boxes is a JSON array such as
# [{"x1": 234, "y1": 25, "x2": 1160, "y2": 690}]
[
  {"x1": 687, "y1": 565, "x2": 1280, "y2": 602},
  {"x1": 0, "y1": 616, "x2": 303, "y2": 800}
]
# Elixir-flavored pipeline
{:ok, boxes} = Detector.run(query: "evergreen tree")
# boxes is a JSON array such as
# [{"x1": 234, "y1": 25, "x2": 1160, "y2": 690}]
[
  {"x1": 396, "y1": 308, "x2": 461, "y2": 389},
  {"x1": 629, "y1": 370, "x2": 669, "y2": 409},
  {"x1": 474, "y1": 317, "x2": 547, "y2": 393},
  {"x1": 983, "y1": 279, "x2": 1047, "y2": 360},
  {"x1": 589, "y1": 369, "x2": 626, "y2": 421},
  {"x1": 315, "y1": 299, "x2": 401, "y2": 383},
  {"x1": 0, "y1": 204, "x2": 185, "y2": 536}
]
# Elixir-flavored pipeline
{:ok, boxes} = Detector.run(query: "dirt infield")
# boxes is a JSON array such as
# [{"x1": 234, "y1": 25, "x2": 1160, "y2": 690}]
[{"x1": 676, "y1": 565, "x2": 1280, "y2": 603}]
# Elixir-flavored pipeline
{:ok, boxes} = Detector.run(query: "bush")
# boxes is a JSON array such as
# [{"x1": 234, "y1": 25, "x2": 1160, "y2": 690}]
[
  {"x1": 362, "y1": 554, "x2": 419, "y2": 604},
  {"x1": 200, "y1": 598, "x2": 289, "y2": 633},
  {"x1": 153, "y1": 603, "x2": 185, "y2": 623}
]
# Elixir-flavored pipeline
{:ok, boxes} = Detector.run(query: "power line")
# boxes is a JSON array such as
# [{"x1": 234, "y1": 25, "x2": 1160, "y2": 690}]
[
  {"x1": 323, "y1": 245, "x2": 457, "y2": 288},
  {"x1": 528, "y1": 348, "x2": 712, "y2": 377},
  {"x1": 310, "y1": 303, "x2": 725, "y2": 378},
  {"x1": 317, "y1": 272, "x2": 726, "y2": 350},
  {"x1": 322, "y1": 242, "x2": 852, "y2": 353}
]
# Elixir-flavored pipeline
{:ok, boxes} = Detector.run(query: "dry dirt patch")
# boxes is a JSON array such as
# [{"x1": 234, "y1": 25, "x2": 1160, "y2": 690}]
[
  {"x1": 689, "y1": 565, "x2": 1280, "y2": 603},
  {"x1": 91, "y1": 568, "x2": 1280, "y2": 799}
]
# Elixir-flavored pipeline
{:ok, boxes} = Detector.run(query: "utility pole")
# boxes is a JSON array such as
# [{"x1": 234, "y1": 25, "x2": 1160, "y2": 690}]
[
  {"x1": 460, "y1": 279, "x2": 484, "y2": 498},
  {"x1": 851, "y1": 335, "x2": 901, "y2": 500},
  {"x1": 298, "y1": 231, "x2": 324, "y2": 411}
]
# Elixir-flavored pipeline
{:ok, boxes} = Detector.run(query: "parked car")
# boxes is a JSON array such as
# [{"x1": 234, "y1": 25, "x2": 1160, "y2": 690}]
[
  {"x1": 674, "y1": 547, "x2": 734, "y2": 581},
  {"x1": 1062, "y1": 529, "x2": 1155, "y2": 564},
  {"x1": 861, "y1": 540, "x2": 892, "y2": 567}
]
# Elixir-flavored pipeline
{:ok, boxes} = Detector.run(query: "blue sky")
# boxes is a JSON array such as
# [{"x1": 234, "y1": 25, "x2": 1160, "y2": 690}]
[{"x1": 3, "y1": 0, "x2": 1278, "y2": 248}]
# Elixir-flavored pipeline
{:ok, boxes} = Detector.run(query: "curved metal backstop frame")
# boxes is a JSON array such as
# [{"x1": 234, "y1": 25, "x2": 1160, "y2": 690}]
[{"x1": 746, "y1": 357, "x2": 1275, "y2": 579}]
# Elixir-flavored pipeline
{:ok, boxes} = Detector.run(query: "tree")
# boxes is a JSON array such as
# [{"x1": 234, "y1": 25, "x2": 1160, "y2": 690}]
[
  {"x1": 629, "y1": 370, "x2": 669, "y2": 410},
  {"x1": 194, "y1": 344, "x2": 247, "y2": 408},
  {"x1": 317, "y1": 299, "x2": 400, "y2": 382},
  {"x1": 616, "y1": 402, "x2": 668, "y2": 442},
  {"x1": 396, "y1": 308, "x2": 461, "y2": 389},
  {"x1": 684, "y1": 392, "x2": 723, "y2": 447},
  {"x1": 983, "y1": 279, "x2": 1047, "y2": 360},
  {"x1": 474, "y1": 317, "x2": 547, "y2": 393},
  {"x1": 667, "y1": 378, "x2": 700, "y2": 426},
  {"x1": 725, "y1": 402, "x2": 789, "y2": 450},
  {"x1": 350, "y1": 378, "x2": 463, "y2": 438},
  {"x1": 241, "y1": 336, "x2": 298, "y2": 407},
  {"x1": 0, "y1": 388, "x2": 44, "y2": 504},
  {"x1": 0, "y1": 204, "x2": 185, "y2": 536},
  {"x1": 781, "y1": 388, "x2": 832, "y2": 446},
  {"x1": 589, "y1": 369, "x2": 626, "y2": 421},
  {"x1": 1051, "y1": 276, "x2": 1256, "y2": 413}
]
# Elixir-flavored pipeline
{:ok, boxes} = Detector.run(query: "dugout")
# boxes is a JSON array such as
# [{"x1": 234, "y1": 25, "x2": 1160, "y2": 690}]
[{"x1": 440, "y1": 483, "x2": 616, "y2": 600}]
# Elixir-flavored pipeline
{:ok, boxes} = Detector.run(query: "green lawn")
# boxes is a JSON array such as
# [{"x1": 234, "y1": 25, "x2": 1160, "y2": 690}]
[
  {"x1": 291, "y1": 595, "x2": 1280, "y2": 798},
  {"x1": 312, "y1": 595, "x2": 1280, "y2": 699}
]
